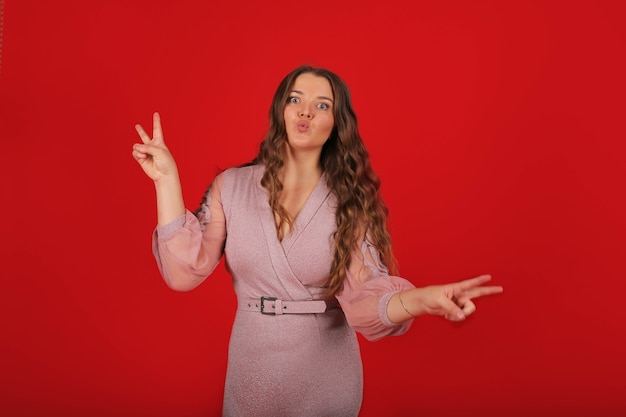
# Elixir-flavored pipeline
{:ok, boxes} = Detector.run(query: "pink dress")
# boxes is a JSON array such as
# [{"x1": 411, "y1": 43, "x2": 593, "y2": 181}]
[{"x1": 153, "y1": 165, "x2": 414, "y2": 416}]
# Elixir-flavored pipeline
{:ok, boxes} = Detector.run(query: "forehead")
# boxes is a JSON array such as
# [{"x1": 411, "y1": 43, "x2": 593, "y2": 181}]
[{"x1": 291, "y1": 73, "x2": 333, "y2": 98}]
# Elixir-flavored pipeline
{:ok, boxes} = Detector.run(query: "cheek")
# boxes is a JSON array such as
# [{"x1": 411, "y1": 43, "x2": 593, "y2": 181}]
[
  {"x1": 322, "y1": 115, "x2": 335, "y2": 132},
  {"x1": 284, "y1": 105, "x2": 297, "y2": 117}
]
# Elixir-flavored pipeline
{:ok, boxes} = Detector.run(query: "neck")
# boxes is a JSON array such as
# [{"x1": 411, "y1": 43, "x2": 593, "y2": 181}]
[{"x1": 281, "y1": 145, "x2": 323, "y2": 184}]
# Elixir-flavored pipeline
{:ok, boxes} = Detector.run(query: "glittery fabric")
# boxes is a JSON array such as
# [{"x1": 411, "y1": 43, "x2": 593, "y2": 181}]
[{"x1": 153, "y1": 165, "x2": 414, "y2": 416}]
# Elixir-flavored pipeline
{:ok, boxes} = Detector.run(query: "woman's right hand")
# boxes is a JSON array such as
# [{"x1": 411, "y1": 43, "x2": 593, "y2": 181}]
[{"x1": 132, "y1": 112, "x2": 178, "y2": 183}]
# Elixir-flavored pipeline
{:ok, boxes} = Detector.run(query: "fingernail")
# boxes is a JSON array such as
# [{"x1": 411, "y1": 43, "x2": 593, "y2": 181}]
[{"x1": 457, "y1": 312, "x2": 465, "y2": 320}]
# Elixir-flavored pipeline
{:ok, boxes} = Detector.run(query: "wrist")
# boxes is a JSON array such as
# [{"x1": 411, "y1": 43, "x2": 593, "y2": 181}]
[
  {"x1": 154, "y1": 172, "x2": 181, "y2": 191},
  {"x1": 388, "y1": 290, "x2": 423, "y2": 323},
  {"x1": 154, "y1": 175, "x2": 185, "y2": 226},
  {"x1": 398, "y1": 291, "x2": 416, "y2": 319}
]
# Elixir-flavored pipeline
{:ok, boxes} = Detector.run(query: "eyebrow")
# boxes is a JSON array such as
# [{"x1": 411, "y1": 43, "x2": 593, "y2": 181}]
[{"x1": 290, "y1": 90, "x2": 334, "y2": 103}]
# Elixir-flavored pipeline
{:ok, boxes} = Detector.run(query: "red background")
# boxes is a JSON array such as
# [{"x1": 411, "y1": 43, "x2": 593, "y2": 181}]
[{"x1": 1, "y1": 1, "x2": 625, "y2": 416}]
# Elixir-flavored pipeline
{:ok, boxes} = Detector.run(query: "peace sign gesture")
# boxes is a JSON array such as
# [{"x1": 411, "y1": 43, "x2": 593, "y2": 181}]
[
  {"x1": 395, "y1": 274, "x2": 503, "y2": 322},
  {"x1": 132, "y1": 112, "x2": 178, "y2": 183}
]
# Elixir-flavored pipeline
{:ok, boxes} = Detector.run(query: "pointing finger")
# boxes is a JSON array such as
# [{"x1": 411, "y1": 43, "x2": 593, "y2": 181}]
[
  {"x1": 457, "y1": 274, "x2": 493, "y2": 290},
  {"x1": 135, "y1": 123, "x2": 151, "y2": 144}
]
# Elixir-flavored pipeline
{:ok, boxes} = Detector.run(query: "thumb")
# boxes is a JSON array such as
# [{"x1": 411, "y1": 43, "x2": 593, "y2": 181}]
[
  {"x1": 439, "y1": 297, "x2": 465, "y2": 321},
  {"x1": 134, "y1": 142, "x2": 165, "y2": 157}
]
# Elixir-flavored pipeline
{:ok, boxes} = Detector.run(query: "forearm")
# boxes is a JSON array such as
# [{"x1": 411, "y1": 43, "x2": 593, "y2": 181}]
[{"x1": 155, "y1": 175, "x2": 186, "y2": 226}]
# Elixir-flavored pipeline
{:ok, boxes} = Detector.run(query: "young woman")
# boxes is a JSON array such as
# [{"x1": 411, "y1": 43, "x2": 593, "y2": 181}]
[{"x1": 132, "y1": 66, "x2": 503, "y2": 416}]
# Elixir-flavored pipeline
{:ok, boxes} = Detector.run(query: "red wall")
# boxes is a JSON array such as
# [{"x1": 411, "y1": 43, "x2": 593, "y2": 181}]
[{"x1": 1, "y1": 1, "x2": 625, "y2": 416}]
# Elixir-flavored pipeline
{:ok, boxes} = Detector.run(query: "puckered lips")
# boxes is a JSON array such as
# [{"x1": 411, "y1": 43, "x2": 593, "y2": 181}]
[{"x1": 296, "y1": 120, "x2": 310, "y2": 133}]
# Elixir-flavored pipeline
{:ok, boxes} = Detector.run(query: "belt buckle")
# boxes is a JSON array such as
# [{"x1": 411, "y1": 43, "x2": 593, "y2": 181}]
[{"x1": 260, "y1": 296, "x2": 277, "y2": 315}]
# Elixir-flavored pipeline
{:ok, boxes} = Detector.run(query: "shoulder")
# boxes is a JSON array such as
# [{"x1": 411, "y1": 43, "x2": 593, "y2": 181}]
[
  {"x1": 222, "y1": 164, "x2": 259, "y2": 176},
  {"x1": 221, "y1": 164, "x2": 263, "y2": 184},
  {"x1": 219, "y1": 164, "x2": 264, "y2": 203}
]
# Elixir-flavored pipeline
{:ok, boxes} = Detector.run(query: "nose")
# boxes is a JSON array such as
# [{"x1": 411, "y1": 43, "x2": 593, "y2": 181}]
[{"x1": 298, "y1": 110, "x2": 313, "y2": 120}]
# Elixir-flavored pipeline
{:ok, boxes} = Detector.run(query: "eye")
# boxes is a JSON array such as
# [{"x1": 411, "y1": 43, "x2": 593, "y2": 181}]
[
  {"x1": 317, "y1": 102, "x2": 330, "y2": 110},
  {"x1": 288, "y1": 96, "x2": 300, "y2": 104}
]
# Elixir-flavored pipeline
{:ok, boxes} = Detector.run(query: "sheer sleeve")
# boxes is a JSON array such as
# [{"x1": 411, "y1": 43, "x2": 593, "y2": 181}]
[
  {"x1": 336, "y1": 235, "x2": 415, "y2": 341},
  {"x1": 151, "y1": 173, "x2": 227, "y2": 291}
]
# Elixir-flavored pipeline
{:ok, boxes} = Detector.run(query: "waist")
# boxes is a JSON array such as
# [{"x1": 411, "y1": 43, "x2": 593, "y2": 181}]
[{"x1": 239, "y1": 296, "x2": 339, "y2": 315}]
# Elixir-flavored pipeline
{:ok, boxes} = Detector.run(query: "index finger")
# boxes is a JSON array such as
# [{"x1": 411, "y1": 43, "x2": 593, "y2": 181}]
[
  {"x1": 456, "y1": 274, "x2": 493, "y2": 290},
  {"x1": 135, "y1": 123, "x2": 151, "y2": 144}
]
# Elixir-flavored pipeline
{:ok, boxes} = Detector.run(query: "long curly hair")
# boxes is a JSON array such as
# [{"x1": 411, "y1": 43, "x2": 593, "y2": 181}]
[{"x1": 250, "y1": 66, "x2": 397, "y2": 295}]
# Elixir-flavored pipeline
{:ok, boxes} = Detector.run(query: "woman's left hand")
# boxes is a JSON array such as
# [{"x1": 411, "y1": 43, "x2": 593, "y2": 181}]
[{"x1": 405, "y1": 274, "x2": 503, "y2": 321}]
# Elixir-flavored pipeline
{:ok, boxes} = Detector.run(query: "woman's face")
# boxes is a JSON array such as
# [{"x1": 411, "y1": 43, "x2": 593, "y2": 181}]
[{"x1": 283, "y1": 73, "x2": 335, "y2": 153}]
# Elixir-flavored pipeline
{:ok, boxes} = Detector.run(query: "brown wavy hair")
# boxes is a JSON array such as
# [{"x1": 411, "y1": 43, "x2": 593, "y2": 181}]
[{"x1": 250, "y1": 66, "x2": 397, "y2": 295}]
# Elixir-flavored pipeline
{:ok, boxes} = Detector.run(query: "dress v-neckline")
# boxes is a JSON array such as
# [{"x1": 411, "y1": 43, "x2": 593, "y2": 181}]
[
  {"x1": 253, "y1": 165, "x2": 331, "y2": 296},
  {"x1": 280, "y1": 173, "x2": 329, "y2": 252},
  {"x1": 253, "y1": 165, "x2": 330, "y2": 255}
]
